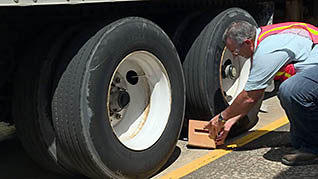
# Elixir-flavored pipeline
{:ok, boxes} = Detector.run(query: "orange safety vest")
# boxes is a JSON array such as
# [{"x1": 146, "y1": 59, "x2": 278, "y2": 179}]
[{"x1": 256, "y1": 22, "x2": 318, "y2": 82}]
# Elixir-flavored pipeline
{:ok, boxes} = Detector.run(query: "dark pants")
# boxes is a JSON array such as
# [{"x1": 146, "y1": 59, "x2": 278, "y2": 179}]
[{"x1": 278, "y1": 66, "x2": 318, "y2": 154}]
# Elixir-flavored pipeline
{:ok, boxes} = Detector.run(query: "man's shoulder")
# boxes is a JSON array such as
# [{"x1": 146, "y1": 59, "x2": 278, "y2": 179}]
[{"x1": 254, "y1": 34, "x2": 296, "y2": 57}]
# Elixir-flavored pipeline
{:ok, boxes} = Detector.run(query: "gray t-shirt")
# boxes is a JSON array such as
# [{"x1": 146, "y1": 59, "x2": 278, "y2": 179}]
[{"x1": 244, "y1": 28, "x2": 318, "y2": 91}]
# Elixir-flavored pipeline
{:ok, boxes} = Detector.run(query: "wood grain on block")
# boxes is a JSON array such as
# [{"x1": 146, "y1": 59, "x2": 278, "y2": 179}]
[{"x1": 188, "y1": 120, "x2": 216, "y2": 149}]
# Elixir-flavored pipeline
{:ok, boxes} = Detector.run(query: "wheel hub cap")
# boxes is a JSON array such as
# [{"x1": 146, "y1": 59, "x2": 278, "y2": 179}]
[
  {"x1": 224, "y1": 64, "x2": 238, "y2": 80},
  {"x1": 110, "y1": 88, "x2": 130, "y2": 112}
]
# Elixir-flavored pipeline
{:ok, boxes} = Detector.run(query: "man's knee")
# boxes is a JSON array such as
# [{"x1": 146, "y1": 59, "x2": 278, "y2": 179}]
[{"x1": 277, "y1": 73, "x2": 315, "y2": 106}]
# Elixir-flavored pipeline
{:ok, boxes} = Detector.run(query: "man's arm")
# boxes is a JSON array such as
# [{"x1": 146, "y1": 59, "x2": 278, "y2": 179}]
[
  {"x1": 204, "y1": 88, "x2": 265, "y2": 140},
  {"x1": 222, "y1": 89, "x2": 265, "y2": 120}
]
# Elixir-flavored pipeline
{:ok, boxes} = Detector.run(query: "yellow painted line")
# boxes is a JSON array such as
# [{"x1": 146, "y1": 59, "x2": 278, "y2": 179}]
[{"x1": 160, "y1": 116, "x2": 289, "y2": 179}]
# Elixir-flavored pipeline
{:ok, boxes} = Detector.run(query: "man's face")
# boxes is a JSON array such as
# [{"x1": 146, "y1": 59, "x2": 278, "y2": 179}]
[{"x1": 225, "y1": 38, "x2": 254, "y2": 58}]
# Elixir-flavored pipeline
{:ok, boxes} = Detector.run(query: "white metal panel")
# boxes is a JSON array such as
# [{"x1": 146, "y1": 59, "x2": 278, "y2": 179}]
[
  {"x1": 0, "y1": 0, "x2": 144, "y2": 6},
  {"x1": 0, "y1": 0, "x2": 17, "y2": 6}
]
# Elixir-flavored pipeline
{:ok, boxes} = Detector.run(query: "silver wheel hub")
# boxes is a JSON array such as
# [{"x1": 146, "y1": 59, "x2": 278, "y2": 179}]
[
  {"x1": 224, "y1": 64, "x2": 238, "y2": 80},
  {"x1": 110, "y1": 86, "x2": 130, "y2": 112}
]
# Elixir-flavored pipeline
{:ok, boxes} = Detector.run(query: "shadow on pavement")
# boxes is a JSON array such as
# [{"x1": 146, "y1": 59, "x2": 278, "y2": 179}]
[
  {"x1": 153, "y1": 146, "x2": 181, "y2": 177},
  {"x1": 233, "y1": 128, "x2": 318, "y2": 178},
  {"x1": 0, "y1": 137, "x2": 85, "y2": 179},
  {"x1": 273, "y1": 164, "x2": 318, "y2": 179},
  {"x1": 233, "y1": 130, "x2": 291, "y2": 151}
]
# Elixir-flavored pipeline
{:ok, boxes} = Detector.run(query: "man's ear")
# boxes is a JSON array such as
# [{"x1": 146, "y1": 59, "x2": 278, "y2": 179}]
[
  {"x1": 244, "y1": 39, "x2": 255, "y2": 50},
  {"x1": 244, "y1": 39, "x2": 253, "y2": 46}
]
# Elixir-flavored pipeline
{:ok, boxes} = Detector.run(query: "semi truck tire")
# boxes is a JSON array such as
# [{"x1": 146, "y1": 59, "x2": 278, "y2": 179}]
[
  {"x1": 12, "y1": 26, "x2": 76, "y2": 174},
  {"x1": 52, "y1": 17, "x2": 185, "y2": 179},
  {"x1": 183, "y1": 8, "x2": 262, "y2": 136},
  {"x1": 172, "y1": 10, "x2": 221, "y2": 63}
]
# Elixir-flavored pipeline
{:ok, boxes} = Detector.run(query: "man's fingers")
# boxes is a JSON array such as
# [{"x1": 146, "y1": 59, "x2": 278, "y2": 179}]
[
  {"x1": 203, "y1": 121, "x2": 212, "y2": 129},
  {"x1": 216, "y1": 131, "x2": 225, "y2": 140},
  {"x1": 215, "y1": 130, "x2": 229, "y2": 146},
  {"x1": 216, "y1": 130, "x2": 225, "y2": 145},
  {"x1": 208, "y1": 130, "x2": 215, "y2": 139},
  {"x1": 217, "y1": 130, "x2": 229, "y2": 140},
  {"x1": 208, "y1": 127, "x2": 218, "y2": 139},
  {"x1": 216, "y1": 140, "x2": 224, "y2": 145}
]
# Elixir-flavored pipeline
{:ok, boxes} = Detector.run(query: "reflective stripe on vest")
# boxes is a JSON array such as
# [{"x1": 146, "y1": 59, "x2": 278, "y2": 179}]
[
  {"x1": 256, "y1": 22, "x2": 318, "y2": 47},
  {"x1": 255, "y1": 22, "x2": 318, "y2": 81}
]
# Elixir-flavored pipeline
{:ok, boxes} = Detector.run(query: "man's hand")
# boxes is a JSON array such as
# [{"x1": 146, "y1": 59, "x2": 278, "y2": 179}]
[
  {"x1": 203, "y1": 89, "x2": 264, "y2": 146},
  {"x1": 215, "y1": 116, "x2": 241, "y2": 145},
  {"x1": 204, "y1": 114, "x2": 224, "y2": 140}
]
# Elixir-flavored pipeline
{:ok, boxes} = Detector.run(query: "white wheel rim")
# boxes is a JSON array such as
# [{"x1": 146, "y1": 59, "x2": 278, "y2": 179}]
[
  {"x1": 219, "y1": 47, "x2": 251, "y2": 104},
  {"x1": 107, "y1": 51, "x2": 171, "y2": 151}
]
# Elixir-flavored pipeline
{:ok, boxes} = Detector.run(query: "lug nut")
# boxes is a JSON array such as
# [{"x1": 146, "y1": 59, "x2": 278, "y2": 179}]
[
  {"x1": 116, "y1": 114, "x2": 121, "y2": 119},
  {"x1": 110, "y1": 111, "x2": 114, "y2": 116},
  {"x1": 115, "y1": 77, "x2": 121, "y2": 83},
  {"x1": 226, "y1": 95, "x2": 233, "y2": 102}
]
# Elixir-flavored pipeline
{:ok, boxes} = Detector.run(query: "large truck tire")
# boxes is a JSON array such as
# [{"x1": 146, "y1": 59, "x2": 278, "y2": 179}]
[
  {"x1": 172, "y1": 10, "x2": 220, "y2": 63},
  {"x1": 12, "y1": 26, "x2": 76, "y2": 174},
  {"x1": 183, "y1": 8, "x2": 262, "y2": 136},
  {"x1": 52, "y1": 17, "x2": 185, "y2": 179}
]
